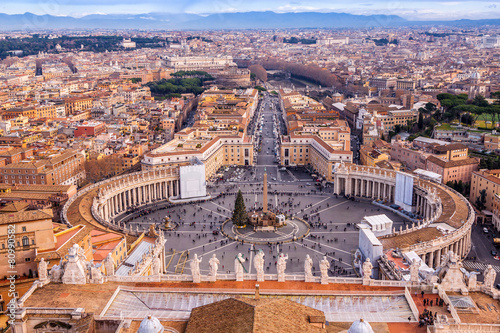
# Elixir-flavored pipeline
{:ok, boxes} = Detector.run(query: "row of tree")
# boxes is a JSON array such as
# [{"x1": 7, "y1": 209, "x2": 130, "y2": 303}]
[
  {"x1": 259, "y1": 59, "x2": 340, "y2": 88},
  {"x1": 437, "y1": 93, "x2": 500, "y2": 128},
  {"x1": 145, "y1": 72, "x2": 214, "y2": 97}
]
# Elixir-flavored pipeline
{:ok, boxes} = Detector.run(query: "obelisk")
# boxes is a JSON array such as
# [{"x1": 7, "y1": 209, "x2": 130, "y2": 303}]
[{"x1": 263, "y1": 168, "x2": 268, "y2": 213}]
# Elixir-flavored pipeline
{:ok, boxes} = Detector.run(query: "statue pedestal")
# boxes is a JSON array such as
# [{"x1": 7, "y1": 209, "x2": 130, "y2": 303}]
[
  {"x1": 362, "y1": 277, "x2": 372, "y2": 286},
  {"x1": 236, "y1": 273, "x2": 244, "y2": 282},
  {"x1": 208, "y1": 275, "x2": 216, "y2": 282},
  {"x1": 321, "y1": 277, "x2": 328, "y2": 285},
  {"x1": 257, "y1": 272, "x2": 265, "y2": 282},
  {"x1": 278, "y1": 273, "x2": 285, "y2": 282},
  {"x1": 192, "y1": 275, "x2": 201, "y2": 283},
  {"x1": 305, "y1": 275, "x2": 313, "y2": 283}
]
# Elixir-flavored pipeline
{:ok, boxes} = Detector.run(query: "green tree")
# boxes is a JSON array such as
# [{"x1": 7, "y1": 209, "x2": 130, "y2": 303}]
[
  {"x1": 232, "y1": 189, "x2": 248, "y2": 227},
  {"x1": 418, "y1": 112, "x2": 424, "y2": 130},
  {"x1": 475, "y1": 189, "x2": 487, "y2": 211},
  {"x1": 472, "y1": 94, "x2": 489, "y2": 107}
]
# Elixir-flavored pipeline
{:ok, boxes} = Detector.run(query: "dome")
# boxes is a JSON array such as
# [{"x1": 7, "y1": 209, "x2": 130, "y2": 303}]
[
  {"x1": 348, "y1": 318, "x2": 374, "y2": 333},
  {"x1": 471, "y1": 72, "x2": 481, "y2": 80},
  {"x1": 137, "y1": 315, "x2": 164, "y2": 333}
]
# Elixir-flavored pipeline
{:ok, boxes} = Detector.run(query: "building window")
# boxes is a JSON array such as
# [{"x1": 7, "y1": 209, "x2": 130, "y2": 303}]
[
  {"x1": 22, "y1": 227, "x2": 26, "y2": 232},
  {"x1": 22, "y1": 236, "x2": 29, "y2": 246}
]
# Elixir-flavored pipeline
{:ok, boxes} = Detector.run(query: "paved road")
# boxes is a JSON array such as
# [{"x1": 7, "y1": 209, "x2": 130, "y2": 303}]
[
  {"x1": 125, "y1": 92, "x2": 413, "y2": 278},
  {"x1": 469, "y1": 222, "x2": 500, "y2": 285}
]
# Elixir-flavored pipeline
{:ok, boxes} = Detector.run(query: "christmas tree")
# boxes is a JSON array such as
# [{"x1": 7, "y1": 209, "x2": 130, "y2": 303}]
[{"x1": 232, "y1": 189, "x2": 248, "y2": 227}]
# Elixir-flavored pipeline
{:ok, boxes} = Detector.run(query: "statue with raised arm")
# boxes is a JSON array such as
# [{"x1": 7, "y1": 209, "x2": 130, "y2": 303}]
[
  {"x1": 253, "y1": 250, "x2": 265, "y2": 282},
  {"x1": 319, "y1": 256, "x2": 330, "y2": 285},
  {"x1": 235, "y1": 253, "x2": 245, "y2": 281},
  {"x1": 38, "y1": 258, "x2": 48, "y2": 281},
  {"x1": 190, "y1": 254, "x2": 202, "y2": 283},
  {"x1": 304, "y1": 255, "x2": 313, "y2": 282},
  {"x1": 208, "y1": 254, "x2": 220, "y2": 282},
  {"x1": 277, "y1": 253, "x2": 288, "y2": 282}
]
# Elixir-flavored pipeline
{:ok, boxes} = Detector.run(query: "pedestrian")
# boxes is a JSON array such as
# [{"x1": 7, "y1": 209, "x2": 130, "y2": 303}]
[
  {"x1": 430, "y1": 300, "x2": 433, "y2": 307},
  {"x1": 421, "y1": 291, "x2": 424, "y2": 298}
]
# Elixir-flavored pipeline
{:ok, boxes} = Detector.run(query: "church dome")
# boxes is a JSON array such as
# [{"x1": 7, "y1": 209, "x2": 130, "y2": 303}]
[
  {"x1": 348, "y1": 318, "x2": 374, "y2": 333},
  {"x1": 471, "y1": 72, "x2": 481, "y2": 80},
  {"x1": 137, "y1": 315, "x2": 164, "y2": 333}
]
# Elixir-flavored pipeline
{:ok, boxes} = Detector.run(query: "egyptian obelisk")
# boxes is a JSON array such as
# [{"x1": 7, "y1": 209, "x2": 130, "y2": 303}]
[{"x1": 263, "y1": 168, "x2": 268, "y2": 213}]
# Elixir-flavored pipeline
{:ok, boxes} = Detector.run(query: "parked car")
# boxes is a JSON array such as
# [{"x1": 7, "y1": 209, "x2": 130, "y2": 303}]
[
  {"x1": 492, "y1": 250, "x2": 498, "y2": 256},
  {"x1": 483, "y1": 227, "x2": 489, "y2": 234}
]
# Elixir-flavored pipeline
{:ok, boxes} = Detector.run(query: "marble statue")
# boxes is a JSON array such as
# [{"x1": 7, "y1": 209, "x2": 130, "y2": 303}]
[
  {"x1": 277, "y1": 253, "x2": 288, "y2": 282},
  {"x1": 62, "y1": 244, "x2": 88, "y2": 285},
  {"x1": 49, "y1": 263, "x2": 63, "y2": 283},
  {"x1": 208, "y1": 254, "x2": 220, "y2": 282},
  {"x1": 468, "y1": 272, "x2": 478, "y2": 289},
  {"x1": 152, "y1": 256, "x2": 161, "y2": 276},
  {"x1": 38, "y1": 258, "x2": 48, "y2": 281},
  {"x1": 304, "y1": 255, "x2": 313, "y2": 282},
  {"x1": 319, "y1": 256, "x2": 330, "y2": 284},
  {"x1": 190, "y1": 254, "x2": 202, "y2": 283},
  {"x1": 483, "y1": 264, "x2": 496, "y2": 291},
  {"x1": 104, "y1": 253, "x2": 115, "y2": 276},
  {"x1": 90, "y1": 263, "x2": 104, "y2": 284},
  {"x1": 362, "y1": 258, "x2": 373, "y2": 283},
  {"x1": 254, "y1": 250, "x2": 265, "y2": 282},
  {"x1": 409, "y1": 258, "x2": 420, "y2": 283},
  {"x1": 235, "y1": 253, "x2": 245, "y2": 282}
]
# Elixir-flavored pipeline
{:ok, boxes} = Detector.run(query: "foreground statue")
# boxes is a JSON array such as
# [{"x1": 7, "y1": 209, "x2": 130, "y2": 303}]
[
  {"x1": 362, "y1": 258, "x2": 373, "y2": 285},
  {"x1": 320, "y1": 256, "x2": 330, "y2": 285},
  {"x1": 38, "y1": 258, "x2": 48, "y2": 282},
  {"x1": 304, "y1": 255, "x2": 313, "y2": 282},
  {"x1": 235, "y1": 253, "x2": 245, "y2": 281},
  {"x1": 277, "y1": 253, "x2": 288, "y2": 282},
  {"x1": 190, "y1": 254, "x2": 202, "y2": 283},
  {"x1": 208, "y1": 254, "x2": 220, "y2": 282},
  {"x1": 254, "y1": 250, "x2": 265, "y2": 282},
  {"x1": 483, "y1": 264, "x2": 497, "y2": 291}
]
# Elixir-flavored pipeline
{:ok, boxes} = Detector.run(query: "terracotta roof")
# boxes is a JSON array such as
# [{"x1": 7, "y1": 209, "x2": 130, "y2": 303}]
[
  {"x1": 185, "y1": 297, "x2": 326, "y2": 333},
  {"x1": 0, "y1": 201, "x2": 30, "y2": 213},
  {"x1": 0, "y1": 208, "x2": 52, "y2": 225},
  {"x1": 381, "y1": 227, "x2": 443, "y2": 249},
  {"x1": 433, "y1": 143, "x2": 467, "y2": 152},
  {"x1": 426, "y1": 155, "x2": 479, "y2": 168}
]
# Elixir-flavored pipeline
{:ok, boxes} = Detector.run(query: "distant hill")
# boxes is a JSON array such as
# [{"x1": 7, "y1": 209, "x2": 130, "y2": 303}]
[{"x1": 0, "y1": 11, "x2": 499, "y2": 31}]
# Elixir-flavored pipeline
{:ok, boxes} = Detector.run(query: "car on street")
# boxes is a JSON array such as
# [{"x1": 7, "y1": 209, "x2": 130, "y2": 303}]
[
  {"x1": 484, "y1": 227, "x2": 489, "y2": 233},
  {"x1": 492, "y1": 250, "x2": 498, "y2": 256}
]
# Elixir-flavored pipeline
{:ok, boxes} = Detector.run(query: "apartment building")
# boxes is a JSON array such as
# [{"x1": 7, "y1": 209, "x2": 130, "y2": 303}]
[
  {"x1": 142, "y1": 128, "x2": 254, "y2": 180},
  {"x1": 280, "y1": 134, "x2": 353, "y2": 181},
  {"x1": 64, "y1": 96, "x2": 93, "y2": 116},
  {"x1": 470, "y1": 169, "x2": 500, "y2": 212},
  {"x1": 0, "y1": 209, "x2": 55, "y2": 279},
  {"x1": 484, "y1": 133, "x2": 500, "y2": 151},
  {"x1": 425, "y1": 143, "x2": 479, "y2": 184},
  {"x1": 0, "y1": 149, "x2": 85, "y2": 186},
  {"x1": 74, "y1": 122, "x2": 107, "y2": 138}
]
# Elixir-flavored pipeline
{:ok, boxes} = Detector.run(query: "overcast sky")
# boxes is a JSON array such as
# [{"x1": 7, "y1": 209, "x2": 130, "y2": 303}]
[{"x1": 0, "y1": 0, "x2": 499, "y2": 20}]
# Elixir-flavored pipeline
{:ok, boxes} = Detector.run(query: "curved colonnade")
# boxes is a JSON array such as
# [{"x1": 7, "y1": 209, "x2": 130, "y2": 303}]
[
  {"x1": 62, "y1": 167, "x2": 180, "y2": 236},
  {"x1": 334, "y1": 163, "x2": 474, "y2": 269},
  {"x1": 62, "y1": 162, "x2": 474, "y2": 271}
]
